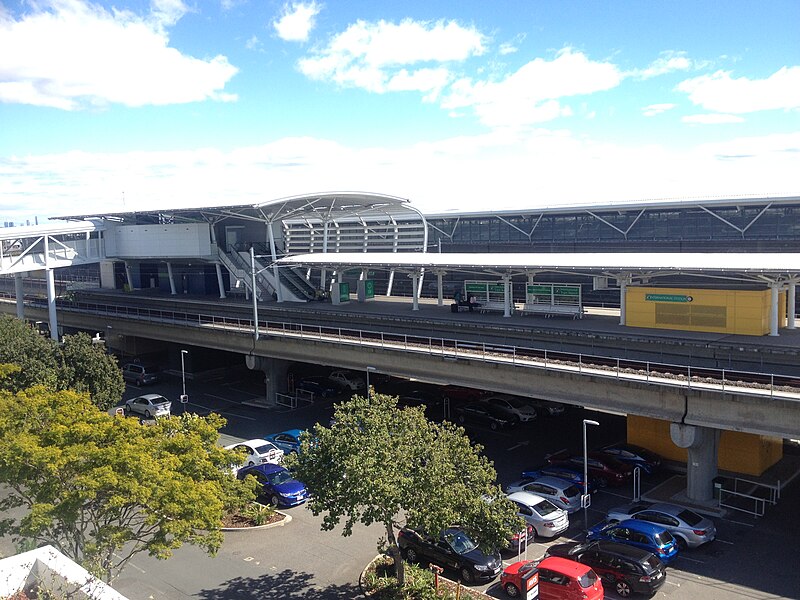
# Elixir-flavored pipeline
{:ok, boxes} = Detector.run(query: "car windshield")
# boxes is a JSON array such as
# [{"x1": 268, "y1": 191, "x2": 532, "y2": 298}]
[
  {"x1": 506, "y1": 398, "x2": 528, "y2": 408},
  {"x1": 677, "y1": 509, "x2": 703, "y2": 526},
  {"x1": 444, "y1": 530, "x2": 477, "y2": 555},
  {"x1": 563, "y1": 484, "x2": 581, "y2": 498},
  {"x1": 266, "y1": 470, "x2": 294, "y2": 485},
  {"x1": 255, "y1": 444, "x2": 277, "y2": 454},
  {"x1": 151, "y1": 396, "x2": 167, "y2": 404},
  {"x1": 577, "y1": 569, "x2": 598, "y2": 588},
  {"x1": 653, "y1": 530, "x2": 675, "y2": 545},
  {"x1": 533, "y1": 499, "x2": 560, "y2": 517}
]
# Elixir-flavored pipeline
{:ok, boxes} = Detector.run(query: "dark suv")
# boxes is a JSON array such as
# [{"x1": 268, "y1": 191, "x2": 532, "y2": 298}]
[
  {"x1": 545, "y1": 540, "x2": 666, "y2": 597},
  {"x1": 397, "y1": 527, "x2": 502, "y2": 584}
]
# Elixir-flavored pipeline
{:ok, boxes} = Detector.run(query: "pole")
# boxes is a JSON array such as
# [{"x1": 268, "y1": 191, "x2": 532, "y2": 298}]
[
  {"x1": 251, "y1": 246, "x2": 259, "y2": 341},
  {"x1": 180, "y1": 349, "x2": 188, "y2": 414},
  {"x1": 366, "y1": 366, "x2": 376, "y2": 399},
  {"x1": 583, "y1": 419, "x2": 600, "y2": 534}
]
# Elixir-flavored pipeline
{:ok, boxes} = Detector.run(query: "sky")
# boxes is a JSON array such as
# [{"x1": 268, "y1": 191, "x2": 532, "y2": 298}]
[{"x1": 1, "y1": 0, "x2": 799, "y2": 224}]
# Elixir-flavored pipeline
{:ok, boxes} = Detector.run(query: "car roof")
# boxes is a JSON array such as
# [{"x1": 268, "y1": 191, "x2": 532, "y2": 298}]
[
  {"x1": 616, "y1": 519, "x2": 666, "y2": 534},
  {"x1": 269, "y1": 429, "x2": 304, "y2": 438},
  {"x1": 240, "y1": 438, "x2": 277, "y2": 447},
  {"x1": 531, "y1": 475, "x2": 572, "y2": 489},
  {"x1": 539, "y1": 556, "x2": 592, "y2": 577},
  {"x1": 506, "y1": 491, "x2": 547, "y2": 506},
  {"x1": 136, "y1": 394, "x2": 166, "y2": 401},
  {"x1": 592, "y1": 540, "x2": 656, "y2": 560},
  {"x1": 240, "y1": 463, "x2": 286, "y2": 476}
]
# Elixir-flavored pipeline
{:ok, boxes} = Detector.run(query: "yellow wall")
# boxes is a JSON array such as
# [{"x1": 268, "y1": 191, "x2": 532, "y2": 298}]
[
  {"x1": 626, "y1": 287, "x2": 777, "y2": 335},
  {"x1": 627, "y1": 415, "x2": 783, "y2": 476}
]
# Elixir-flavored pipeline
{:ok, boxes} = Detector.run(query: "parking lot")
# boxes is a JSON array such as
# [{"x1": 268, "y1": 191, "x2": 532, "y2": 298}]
[{"x1": 107, "y1": 365, "x2": 800, "y2": 599}]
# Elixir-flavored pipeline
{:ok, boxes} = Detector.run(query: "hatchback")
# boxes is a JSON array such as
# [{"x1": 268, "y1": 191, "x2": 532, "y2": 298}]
[
  {"x1": 505, "y1": 476, "x2": 582, "y2": 513},
  {"x1": 606, "y1": 501, "x2": 716, "y2": 549},
  {"x1": 507, "y1": 491, "x2": 569, "y2": 539},
  {"x1": 587, "y1": 519, "x2": 678, "y2": 564},
  {"x1": 263, "y1": 429, "x2": 304, "y2": 454},
  {"x1": 501, "y1": 556, "x2": 604, "y2": 600}
]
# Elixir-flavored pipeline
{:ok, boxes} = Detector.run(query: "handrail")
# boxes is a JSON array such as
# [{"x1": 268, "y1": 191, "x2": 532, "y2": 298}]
[{"x1": 31, "y1": 297, "x2": 800, "y2": 402}]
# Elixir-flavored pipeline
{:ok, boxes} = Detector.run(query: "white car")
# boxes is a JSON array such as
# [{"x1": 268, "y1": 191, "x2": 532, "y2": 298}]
[
  {"x1": 328, "y1": 370, "x2": 366, "y2": 391},
  {"x1": 224, "y1": 439, "x2": 284, "y2": 469},
  {"x1": 124, "y1": 394, "x2": 171, "y2": 418},
  {"x1": 506, "y1": 475, "x2": 582, "y2": 513},
  {"x1": 506, "y1": 491, "x2": 569, "y2": 539},
  {"x1": 480, "y1": 395, "x2": 538, "y2": 423}
]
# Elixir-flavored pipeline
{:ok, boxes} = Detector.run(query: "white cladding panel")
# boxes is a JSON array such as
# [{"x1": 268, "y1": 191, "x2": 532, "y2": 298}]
[{"x1": 105, "y1": 223, "x2": 211, "y2": 258}]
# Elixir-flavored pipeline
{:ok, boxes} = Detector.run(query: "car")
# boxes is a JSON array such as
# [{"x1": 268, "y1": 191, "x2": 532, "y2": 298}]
[
  {"x1": 524, "y1": 399, "x2": 568, "y2": 417},
  {"x1": 521, "y1": 466, "x2": 598, "y2": 494},
  {"x1": 453, "y1": 402, "x2": 513, "y2": 430},
  {"x1": 121, "y1": 363, "x2": 159, "y2": 386},
  {"x1": 397, "y1": 391, "x2": 447, "y2": 421},
  {"x1": 506, "y1": 491, "x2": 569, "y2": 539},
  {"x1": 224, "y1": 438, "x2": 284, "y2": 468},
  {"x1": 501, "y1": 556, "x2": 604, "y2": 600},
  {"x1": 124, "y1": 393, "x2": 171, "y2": 418},
  {"x1": 480, "y1": 395, "x2": 538, "y2": 424},
  {"x1": 587, "y1": 519, "x2": 678, "y2": 564},
  {"x1": 295, "y1": 377, "x2": 342, "y2": 399},
  {"x1": 505, "y1": 476, "x2": 582, "y2": 513},
  {"x1": 546, "y1": 450, "x2": 633, "y2": 487},
  {"x1": 397, "y1": 526, "x2": 503, "y2": 584},
  {"x1": 605, "y1": 501, "x2": 716, "y2": 549},
  {"x1": 263, "y1": 429, "x2": 304, "y2": 454},
  {"x1": 440, "y1": 385, "x2": 486, "y2": 403},
  {"x1": 546, "y1": 540, "x2": 667, "y2": 598},
  {"x1": 328, "y1": 370, "x2": 365, "y2": 391},
  {"x1": 237, "y1": 463, "x2": 309, "y2": 507},
  {"x1": 600, "y1": 444, "x2": 662, "y2": 475}
]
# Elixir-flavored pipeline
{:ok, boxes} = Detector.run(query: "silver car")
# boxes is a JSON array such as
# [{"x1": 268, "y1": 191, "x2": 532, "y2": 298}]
[
  {"x1": 507, "y1": 491, "x2": 569, "y2": 538},
  {"x1": 606, "y1": 501, "x2": 716, "y2": 549},
  {"x1": 124, "y1": 394, "x2": 171, "y2": 418},
  {"x1": 505, "y1": 475, "x2": 582, "y2": 513}
]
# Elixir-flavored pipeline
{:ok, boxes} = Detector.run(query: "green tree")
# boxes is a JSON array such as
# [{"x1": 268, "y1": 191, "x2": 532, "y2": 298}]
[
  {"x1": 286, "y1": 393, "x2": 522, "y2": 585},
  {"x1": 55, "y1": 332, "x2": 125, "y2": 412},
  {"x1": 0, "y1": 386, "x2": 256, "y2": 583},
  {"x1": 0, "y1": 315, "x2": 58, "y2": 392}
]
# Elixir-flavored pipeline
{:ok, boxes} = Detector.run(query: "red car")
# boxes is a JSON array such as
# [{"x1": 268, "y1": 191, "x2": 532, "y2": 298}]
[
  {"x1": 501, "y1": 556, "x2": 604, "y2": 599},
  {"x1": 546, "y1": 450, "x2": 633, "y2": 487}
]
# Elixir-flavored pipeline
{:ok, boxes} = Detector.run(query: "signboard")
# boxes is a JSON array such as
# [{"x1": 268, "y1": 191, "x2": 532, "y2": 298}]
[
  {"x1": 581, "y1": 493, "x2": 591, "y2": 509},
  {"x1": 364, "y1": 279, "x2": 375, "y2": 299},
  {"x1": 646, "y1": 293, "x2": 693, "y2": 303},
  {"x1": 524, "y1": 569, "x2": 539, "y2": 600},
  {"x1": 465, "y1": 282, "x2": 504, "y2": 294},
  {"x1": 526, "y1": 283, "x2": 582, "y2": 306},
  {"x1": 180, "y1": 394, "x2": 189, "y2": 404},
  {"x1": 339, "y1": 282, "x2": 350, "y2": 302}
]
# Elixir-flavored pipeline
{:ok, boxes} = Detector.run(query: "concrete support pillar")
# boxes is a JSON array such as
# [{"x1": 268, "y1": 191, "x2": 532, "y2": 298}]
[
  {"x1": 788, "y1": 280, "x2": 796, "y2": 329},
  {"x1": 124, "y1": 262, "x2": 134, "y2": 290},
  {"x1": 320, "y1": 221, "x2": 329, "y2": 289},
  {"x1": 387, "y1": 270, "x2": 395, "y2": 297},
  {"x1": 360, "y1": 269, "x2": 367, "y2": 281},
  {"x1": 769, "y1": 283, "x2": 779, "y2": 336},
  {"x1": 166, "y1": 262, "x2": 177, "y2": 295},
  {"x1": 503, "y1": 276, "x2": 511, "y2": 318},
  {"x1": 411, "y1": 272, "x2": 420, "y2": 311},
  {"x1": 14, "y1": 273, "x2": 24, "y2": 319},
  {"x1": 436, "y1": 271, "x2": 444, "y2": 307},
  {"x1": 670, "y1": 423, "x2": 720, "y2": 502},
  {"x1": 244, "y1": 355, "x2": 289, "y2": 408},
  {"x1": 99, "y1": 261, "x2": 116, "y2": 289},
  {"x1": 267, "y1": 221, "x2": 283, "y2": 303},
  {"x1": 45, "y1": 268, "x2": 58, "y2": 341},
  {"x1": 215, "y1": 263, "x2": 226, "y2": 299},
  {"x1": 619, "y1": 277, "x2": 627, "y2": 326}
]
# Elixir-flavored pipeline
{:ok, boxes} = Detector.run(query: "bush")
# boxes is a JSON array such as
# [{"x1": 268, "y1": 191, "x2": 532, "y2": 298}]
[{"x1": 363, "y1": 556, "x2": 490, "y2": 599}]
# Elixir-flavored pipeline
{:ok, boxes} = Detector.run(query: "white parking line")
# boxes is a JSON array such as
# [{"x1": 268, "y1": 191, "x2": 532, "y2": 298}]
[
  {"x1": 714, "y1": 538, "x2": 734, "y2": 545},
  {"x1": 595, "y1": 490, "x2": 631, "y2": 499},
  {"x1": 676, "y1": 554, "x2": 705, "y2": 564},
  {"x1": 721, "y1": 517, "x2": 755, "y2": 527}
]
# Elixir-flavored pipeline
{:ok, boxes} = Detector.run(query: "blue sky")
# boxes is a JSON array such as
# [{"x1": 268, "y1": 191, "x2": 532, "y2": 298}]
[{"x1": 1, "y1": 0, "x2": 798, "y2": 223}]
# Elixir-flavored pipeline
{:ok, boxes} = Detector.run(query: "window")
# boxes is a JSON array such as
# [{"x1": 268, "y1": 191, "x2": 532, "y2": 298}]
[{"x1": 540, "y1": 569, "x2": 568, "y2": 586}]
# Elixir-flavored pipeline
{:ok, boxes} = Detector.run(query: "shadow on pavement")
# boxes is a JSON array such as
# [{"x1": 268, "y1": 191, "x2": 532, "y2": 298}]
[{"x1": 196, "y1": 570, "x2": 361, "y2": 600}]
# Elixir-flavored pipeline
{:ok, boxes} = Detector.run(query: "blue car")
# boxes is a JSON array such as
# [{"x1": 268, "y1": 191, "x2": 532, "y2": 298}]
[
  {"x1": 237, "y1": 463, "x2": 309, "y2": 507},
  {"x1": 522, "y1": 466, "x2": 598, "y2": 493},
  {"x1": 587, "y1": 519, "x2": 678, "y2": 564},
  {"x1": 264, "y1": 429, "x2": 304, "y2": 454}
]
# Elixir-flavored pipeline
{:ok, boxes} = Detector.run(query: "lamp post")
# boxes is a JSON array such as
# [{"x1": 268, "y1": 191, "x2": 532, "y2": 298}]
[
  {"x1": 583, "y1": 419, "x2": 600, "y2": 534},
  {"x1": 366, "y1": 366, "x2": 376, "y2": 399},
  {"x1": 251, "y1": 247, "x2": 259, "y2": 341},
  {"x1": 180, "y1": 349, "x2": 189, "y2": 414}
]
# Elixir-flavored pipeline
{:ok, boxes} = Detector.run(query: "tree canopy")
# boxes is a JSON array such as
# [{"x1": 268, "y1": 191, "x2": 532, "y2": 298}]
[
  {"x1": 287, "y1": 392, "x2": 522, "y2": 585},
  {"x1": 0, "y1": 385, "x2": 256, "y2": 582}
]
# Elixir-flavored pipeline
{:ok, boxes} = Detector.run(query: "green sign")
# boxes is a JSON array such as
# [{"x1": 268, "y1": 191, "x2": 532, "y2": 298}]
[
  {"x1": 465, "y1": 283, "x2": 488, "y2": 292},
  {"x1": 554, "y1": 286, "x2": 580, "y2": 297},
  {"x1": 527, "y1": 285, "x2": 552, "y2": 294},
  {"x1": 646, "y1": 293, "x2": 693, "y2": 303},
  {"x1": 364, "y1": 279, "x2": 375, "y2": 299},
  {"x1": 338, "y1": 282, "x2": 350, "y2": 302}
]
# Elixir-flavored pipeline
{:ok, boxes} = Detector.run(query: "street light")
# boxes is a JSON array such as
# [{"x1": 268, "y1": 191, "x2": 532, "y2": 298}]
[
  {"x1": 366, "y1": 366, "x2": 377, "y2": 399},
  {"x1": 180, "y1": 349, "x2": 189, "y2": 414},
  {"x1": 582, "y1": 419, "x2": 600, "y2": 534}
]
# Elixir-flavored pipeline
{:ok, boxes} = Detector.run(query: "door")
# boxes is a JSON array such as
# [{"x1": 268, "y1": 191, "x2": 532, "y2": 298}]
[{"x1": 225, "y1": 226, "x2": 244, "y2": 253}]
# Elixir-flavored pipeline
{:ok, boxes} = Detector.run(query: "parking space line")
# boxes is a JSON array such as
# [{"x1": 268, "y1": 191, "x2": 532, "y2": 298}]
[
  {"x1": 226, "y1": 387, "x2": 262, "y2": 398},
  {"x1": 714, "y1": 538, "x2": 734, "y2": 545},
  {"x1": 595, "y1": 490, "x2": 632, "y2": 499},
  {"x1": 720, "y1": 517, "x2": 755, "y2": 527},
  {"x1": 676, "y1": 554, "x2": 705, "y2": 564}
]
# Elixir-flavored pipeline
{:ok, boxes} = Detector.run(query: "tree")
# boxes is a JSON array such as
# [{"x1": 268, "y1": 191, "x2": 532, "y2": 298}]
[
  {"x1": 287, "y1": 393, "x2": 523, "y2": 585},
  {"x1": 0, "y1": 315, "x2": 58, "y2": 392},
  {"x1": 0, "y1": 385, "x2": 256, "y2": 583},
  {"x1": 55, "y1": 332, "x2": 125, "y2": 412}
]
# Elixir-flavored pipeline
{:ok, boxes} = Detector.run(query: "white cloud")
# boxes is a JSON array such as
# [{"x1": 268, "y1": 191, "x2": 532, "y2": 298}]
[
  {"x1": 677, "y1": 67, "x2": 800, "y2": 113},
  {"x1": 631, "y1": 51, "x2": 693, "y2": 79},
  {"x1": 298, "y1": 18, "x2": 485, "y2": 94},
  {"x1": 0, "y1": 0, "x2": 238, "y2": 110},
  {"x1": 273, "y1": 2, "x2": 321, "y2": 43},
  {"x1": 441, "y1": 48, "x2": 621, "y2": 128},
  {"x1": 682, "y1": 113, "x2": 745, "y2": 124},
  {"x1": 642, "y1": 103, "x2": 676, "y2": 117}
]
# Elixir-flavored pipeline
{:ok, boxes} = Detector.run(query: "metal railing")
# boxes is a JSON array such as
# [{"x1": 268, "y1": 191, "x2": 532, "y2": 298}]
[
  {"x1": 31, "y1": 297, "x2": 800, "y2": 402},
  {"x1": 719, "y1": 488, "x2": 768, "y2": 517}
]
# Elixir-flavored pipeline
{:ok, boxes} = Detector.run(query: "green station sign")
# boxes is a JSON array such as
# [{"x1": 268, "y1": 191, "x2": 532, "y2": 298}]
[{"x1": 645, "y1": 293, "x2": 693, "y2": 303}]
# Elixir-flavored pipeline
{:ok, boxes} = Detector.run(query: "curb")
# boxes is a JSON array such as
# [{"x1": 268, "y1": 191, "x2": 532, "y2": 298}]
[
  {"x1": 221, "y1": 510, "x2": 292, "y2": 532},
  {"x1": 359, "y1": 554, "x2": 386, "y2": 598}
]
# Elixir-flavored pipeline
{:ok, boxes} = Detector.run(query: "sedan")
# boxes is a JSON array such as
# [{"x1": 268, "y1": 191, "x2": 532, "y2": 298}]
[
  {"x1": 547, "y1": 450, "x2": 632, "y2": 487},
  {"x1": 237, "y1": 463, "x2": 309, "y2": 507},
  {"x1": 263, "y1": 429, "x2": 304, "y2": 454},
  {"x1": 600, "y1": 444, "x2": 662, "y2": 475},
  {"x1": 505, "y1": 476, "x2": 582, "y2": 513},
  {"x1": 224, "y1": 439, "x2": 284, "y2": 468},
  {"x1": 605, "y1": 501, "x2": 716, "y2": 549},
  {"x1": 587, "y1": 519, "x2": 678, "y2": 564},
  {"x1": 507, "y1": 491, "x2": 569, "y2": 539},
  {"x1": 521, "y1": 466, "x2": 598, "y2": 494},
  {"x1": 295, "y1": 377, "x2": 342, "y2": 399},
  {"x1": 124, "y1": 394, "x2": 171, "y2": 418},
  {"x1": 453, "y1": 403, "x2": 512, "y2": 430},
  {"x1": 480, "y1": 395, "x2": 538, "y2": 424}
]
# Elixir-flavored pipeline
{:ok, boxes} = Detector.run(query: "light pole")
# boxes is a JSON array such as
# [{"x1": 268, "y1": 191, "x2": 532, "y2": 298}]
[
  {"x1": 583, "y1": 419, "x2": 600, "y2": 534},
  {"x1": 180, "y1": 349, "x2": 189, "y2": 414},
  {"x1": 251, "y1": 247, "x2": 259, "y2": 341},
  {"x1": 366, "y1": 366, "x2": 376, "y2": 399}
]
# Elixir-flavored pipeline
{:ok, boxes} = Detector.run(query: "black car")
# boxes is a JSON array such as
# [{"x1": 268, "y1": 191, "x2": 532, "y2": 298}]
[
  {"x1": 546, "y1": 540, "x2": 666, "y2": 597},
  {"x1": 295, "y1": 377, "x2": 342, "y2": 399},
  {"x1": 397, "y1": 527, "x2": 502, "y2": 584},
  {"x1": 453, "y1": 402, "x2": 512, "y2": 430},
  {"x1": 397, "y1": 389, "x2": 446, "y2": 421}
]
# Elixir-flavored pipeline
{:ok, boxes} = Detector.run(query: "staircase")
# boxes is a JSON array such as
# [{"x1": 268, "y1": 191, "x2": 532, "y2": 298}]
[{"x1": 217, "y1": 248, "x2": 314, "y2": 303}]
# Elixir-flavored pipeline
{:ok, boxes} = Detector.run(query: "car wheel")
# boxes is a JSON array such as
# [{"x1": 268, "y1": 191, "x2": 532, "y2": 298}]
[
  {"x1": 675, "y1": 536, "x2": 688, "y2": 551},
  {"x1": 490, "y1": 421, "x2": 499, "y2": 431},
  {"x1": 123, "y1": 405, "x2": 131, "y2": 415},
  {"x1": 615, "y1": 579, "x2": 633, "y2": 598},
  {"x1": 270, "y1": 495, "x2": 281, "y2": 507},
  {"x1": 460, "y1": 566, "x2": 473, "y2": 584},
  {"x1": 597, "y1": 477, "x2": 608, "y2": 488},
  {"x1": 247, "y1": 461, "x2": 255, "y2": 467},
  {"x1": 144, "y1": 410, "x2": 151, "y2": 418},
  {"x1": 135, "y1": 379, "x2": 142, "y2": 387},
  {"x1": 504, "y1": 582, "x2": 520, "y2": 598},
  {"x1": 405, "y1": 547, "x2": 419, "y2": 563}
]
